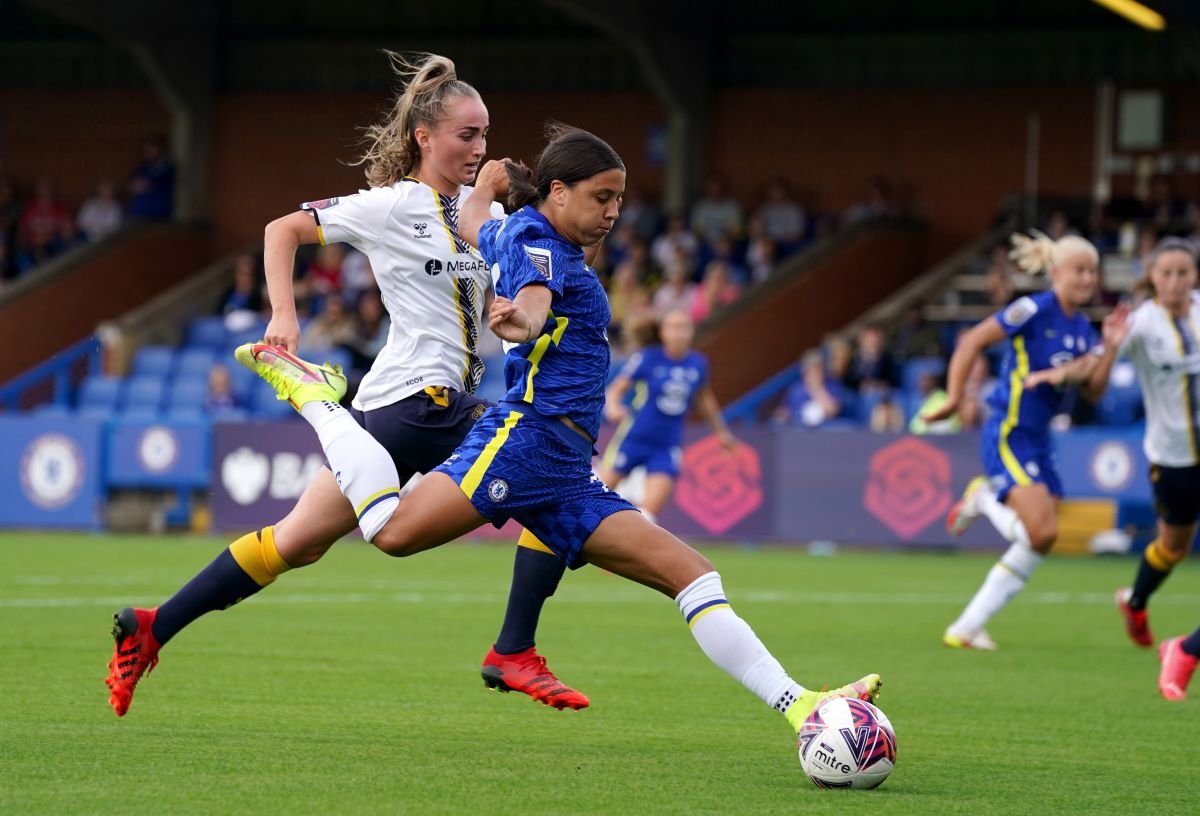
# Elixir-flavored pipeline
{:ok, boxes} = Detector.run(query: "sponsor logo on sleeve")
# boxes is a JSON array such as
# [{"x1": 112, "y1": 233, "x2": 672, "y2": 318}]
[
  {"x1": 523, "y1": 245, "x2": 554, "y2": 280},
  {"x1": 1002, "y1": 296, "x2": 1037, "y2": 327}
]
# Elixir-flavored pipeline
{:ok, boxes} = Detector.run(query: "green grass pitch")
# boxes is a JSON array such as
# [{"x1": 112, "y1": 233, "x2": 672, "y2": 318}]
[{"x1": 1, "y1": 532, "x2": 1197, "y2": 815}]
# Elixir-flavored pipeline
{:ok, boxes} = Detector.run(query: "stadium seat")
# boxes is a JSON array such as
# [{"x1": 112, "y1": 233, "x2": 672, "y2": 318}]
[
  {"x1": 177, "y1": 348, "x2": 216, "y2": 379},
  {"x1": 901, "y1": 357, "x2": 947, "y2": 394},
  {"x1": 78, "y1": 375, "x2": 122, "y2": 411},
  {"x1": 209, "y1": 406, "x2": 250, "y2": 423},
  {"x1": 251, "y1": 381, "x2": 297, "y2": 420},
  {"x1": 122, "y1": 376, "x2": 166, "y2": 413},
  {"x1": 131, "y1": 346, "x2": 176, "y2": 379},
  {"x1": 299, "y1": 345, "x2": 352, "y2": 374},
  {"x1": 227, "y1": 362, "x2": 258, "y2": 403},
  {"x1": 854, "y1": 389, "x2": 892, "y2": 425},
  {"x1": 166, "y1": 377, "x2": 209, "y2": 414},
  {"x1": 166, "y1": 404, "x2": 206, "y2": 421},
  {"x1": 33, "y1": 403, "x2": 72, "y2": 418},
  {"x1": 121, "y1": 405, "x2": 161, "y2": 421},
  {"x1": 1096, "y1": 386, "x2": 1143, "y2": 426},
  {"x1": 186, "y1": 316, "x2": 228, "y2": 350},
  {"x1": 78, "y1": 404, "x2": 117, "y2": 422}
]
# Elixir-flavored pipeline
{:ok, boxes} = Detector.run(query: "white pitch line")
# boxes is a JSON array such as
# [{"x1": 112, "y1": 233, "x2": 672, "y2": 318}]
[{"x1": 2, "y1": 590, "x2": 1200, "y2": 609}]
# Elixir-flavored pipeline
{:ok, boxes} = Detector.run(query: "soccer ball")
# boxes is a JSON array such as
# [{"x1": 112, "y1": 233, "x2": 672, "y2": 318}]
[{"x1": 797, "y1": 697, "x2": 897, "y2": 789}]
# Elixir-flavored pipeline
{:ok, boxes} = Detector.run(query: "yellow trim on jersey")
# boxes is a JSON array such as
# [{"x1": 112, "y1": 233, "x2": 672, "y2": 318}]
[
  {"x1": 522, "y1": 315, "x2": 570, "y2": 403},
  {"x1": 516, "y1": 528, "x2": 555, "y2": 554},
  {"x1": 601, "y1": 380, "x2": 648, "y2": 470},
  {"x1": 1164, "y1": 313, "x2": 1200, "y2": 462},
  {"x1": 687, "y1": 603, "x2": 731, "y2": 629},
  {"x1": 452, "y1": 281, "x2": 473, "y2": 389},
  {"x1": 315, "y1": 225, "x2": 327, "y2": 246},
  {"x1": 998, "y1": 335, "x2": 1033, "y2": 486},
  {"x1": 424, "y1": 385, "x2": 450, "y2": 407},
  {"x1": 431, "y1": 188, "x2": 458, "y2": 254},
  {"x1": 460, "y1": 410, "x2": 522, "y2": 499}
]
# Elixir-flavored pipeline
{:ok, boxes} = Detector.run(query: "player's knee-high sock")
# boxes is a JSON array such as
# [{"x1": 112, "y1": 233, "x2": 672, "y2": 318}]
[
  {"x1": 950, "y1": 543, "x2": 1043, "y2": 635},
  {"x1": 1128, "y1": 539, "x2": 1185, "y2": 610},
  {"x1": 493, "y1": 530, "x2": 567, "y2": 654},
  {"x1": 298, "y1": 401, "x2": 400, "y2": 541},
  {"x1": 1181, "y1": 627, "x2": 1200, "y2": 658},
  {"x1": 977, "y1": 487, "x2": 1031, "y2": 546},
  {"x1": 152, "y1": 526, "x2": 291, "y2": 646},
  {"x1": 675, "y1": 571, "x2": 805, "y2": 714}
]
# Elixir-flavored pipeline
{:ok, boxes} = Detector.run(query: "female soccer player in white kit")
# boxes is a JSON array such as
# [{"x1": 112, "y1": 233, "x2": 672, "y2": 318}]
[{"x1": 106, "y1": 54, "x2": 588, "y2": 717}]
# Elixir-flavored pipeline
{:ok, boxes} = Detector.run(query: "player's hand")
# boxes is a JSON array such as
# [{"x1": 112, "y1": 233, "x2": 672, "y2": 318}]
[
  {"x1": 1102, "y1": 301, "x2": 1132, "y2": 349},
  {"x1": 488, "y1": 295, "x2": 536, "y2": 343},
  {"x1": 264, "y1": 313, "x2": 301, "y2": 353},
  {"x1": 474, "y1": 159, "x2": 511, "y2": 201},
  {"x1": 1024, "y1": 367, "x2": 1066, "y2": 389},
  {"x1": 604, "y1": 403, "x2": 629, "y2": 424},
  {"x1": 921, "y1": 398, "x2": 959, "y2": 423}
]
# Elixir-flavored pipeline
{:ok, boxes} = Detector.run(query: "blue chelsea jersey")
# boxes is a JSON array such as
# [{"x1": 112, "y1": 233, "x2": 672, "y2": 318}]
[
  {"x1": 478, "y1": 206, "x2": 612, "y2": 439},
  {"x1": 615, "y1": 346, "x2": 709, "y2": 448},
  {"x1": 986, "y1": 290, "x2": 1098, "y2": 434}
]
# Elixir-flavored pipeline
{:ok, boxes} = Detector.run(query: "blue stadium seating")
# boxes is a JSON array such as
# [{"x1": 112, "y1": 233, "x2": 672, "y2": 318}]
[
  {"x1": 901, "y1": 356, "x2": 947, "y2": 394},
  {"x1": 251, "y1": 381, "x2": 297, "y2": 419},
  {"x1": 122, "y1": 376, "x2": 165, "y2": 413},
  {"x1": 298, "y1": 345, "x2": 352, "y2": 374},
  {"x1": 1096, "y1": 386, "x2": 1143, "y2": 426},
  {"x1": 227, "y1": 362, "x2": 258, "y2": 402},
  {"x1": 177, "y1": 348, "x2": 216, "y2": 379},
  {"x1": 210, "y1": 406, "x2": 250, "y2": 423},
  {"x1": 167, "y1": 377, "x2": 209, "y2": 414},
  {"x1": 78, "y1": 376, "x2": 122, "y2": 411},
  {"x1": 131, "y1": 346, "x2": 176, "y2": 379},
  {"x1": 186, "y1": 316, "x2": 228, "y2": 350}
]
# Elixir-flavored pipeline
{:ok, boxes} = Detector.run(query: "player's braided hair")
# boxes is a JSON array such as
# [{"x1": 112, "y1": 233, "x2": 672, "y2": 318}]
[
  {"x1": 505, "y1": 123, "x2": 625, "y2": 212},
  {"x1": 1008, "y1": 229, "x2": 1097, "y2": 276},
  {"x1": 355, "y1": 52, "x2": 480, "y2": 187}
]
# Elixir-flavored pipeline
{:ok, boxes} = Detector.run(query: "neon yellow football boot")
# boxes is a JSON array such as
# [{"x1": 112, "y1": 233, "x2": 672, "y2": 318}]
[
  {"x1": 234, "y1": 343, "x2": 346, "y2": 412},
  {"x1": 785, "y1": 674, "x2": 883, "y2": 733}
]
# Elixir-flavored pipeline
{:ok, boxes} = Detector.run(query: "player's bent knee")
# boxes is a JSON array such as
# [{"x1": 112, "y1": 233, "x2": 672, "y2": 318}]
[{"x1": 1029, "y1": 523, "x2": 1057, "y2": 552}]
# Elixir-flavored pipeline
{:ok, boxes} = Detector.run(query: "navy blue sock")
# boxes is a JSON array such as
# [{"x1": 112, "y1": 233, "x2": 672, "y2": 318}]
[
  {"x1": 494, "y1": 546, "x2": 567, "y2": 655},
  {"x1": 1129, "y1": 544, "x2": 1173, "y2": 610},
  {"x1": 152, "y1": 549, "x2": 266, "y2": 646},
  {"x1": 1182, "y1": 628, "x2": 1200, "y2": 658}
]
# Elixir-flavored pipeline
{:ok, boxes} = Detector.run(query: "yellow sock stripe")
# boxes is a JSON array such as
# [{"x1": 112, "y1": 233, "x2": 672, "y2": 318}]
[
  {"x1": 517, "y1": 528, "x2": 555, "y2": 554},
  {"x1": 1145, "y1": 539, "x2": 1184, "y2": 571},
  {"x1": 460, "y1": 410, "x2": 522, "y2": 499},
  {"x1": 229, "y1": 527, "x2": 289, "y2": 587},
  {"x1": 687, "y1": 602, "x2": 731, "y2": 629},
  {"x1": 998, "y1": 335, "x2": 1033, "y2": 486},
  {"x1": 522, "y1": 315, "x2": 569, "y2": 402},
  {"x1": 355, "y1": 487, "x2": 402, "y2": 521}
]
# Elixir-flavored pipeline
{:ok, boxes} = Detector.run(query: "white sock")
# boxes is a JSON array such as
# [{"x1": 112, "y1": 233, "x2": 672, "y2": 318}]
[
  {"x1": 676, "y1": 571, "x2": 804, "y2": 714},
  {"x1": 977, "y1": 487, "x2": 1031, "y2": 546},
  {"x1": 299, "y1": 400, "x2": 400, "y2": 541},
  {"x1": 951, "y1": 543, "x2": 1044, "y2": 634}
]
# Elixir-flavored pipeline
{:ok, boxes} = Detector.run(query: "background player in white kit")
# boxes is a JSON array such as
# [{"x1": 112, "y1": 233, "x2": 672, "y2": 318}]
[{"x1": 105, "y1": 53, "x2": 589, "y2": 717}]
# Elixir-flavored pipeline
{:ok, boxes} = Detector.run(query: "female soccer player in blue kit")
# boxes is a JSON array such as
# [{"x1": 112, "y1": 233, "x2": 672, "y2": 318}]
[
  {"x1": 236, "y1": 125, "x2": 880, "y2": 739},
  {"x1": 105, "y1": 54, "x2": 587, "y2": 717},
  {"x1": 931, "y1": 230, "x2": 1128, "y2": 649},
  {"x1": 598, "y1": 309, "x2": 735, "y2": 521}
]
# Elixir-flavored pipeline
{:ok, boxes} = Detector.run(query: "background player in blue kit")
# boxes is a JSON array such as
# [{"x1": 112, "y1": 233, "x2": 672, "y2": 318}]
[
  {"x1": 927, "y1": 230, "x2": 1128, "y2": 650},
  {"x1": 237, "y1": 125, "x2": 880, "y2": 738},
  {"x1": 598, "y1": 310, "x2": 735, "y2": 522}
]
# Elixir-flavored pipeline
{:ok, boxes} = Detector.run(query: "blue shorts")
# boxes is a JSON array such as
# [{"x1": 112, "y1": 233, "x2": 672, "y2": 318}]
[
  {"x1": 603, "y1": 435, "x2": 682, "y2": 477},
  {"x1": 434, "y1": 401, "x2": 637, "y2": 567},
  {"x1": 980, "y1": 418, "x2": 1062, "y2": 502}
]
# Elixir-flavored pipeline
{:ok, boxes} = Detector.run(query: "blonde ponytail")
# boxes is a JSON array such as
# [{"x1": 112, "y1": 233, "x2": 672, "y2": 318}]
[{"x1": 1009, "y1": 230, "x2": 1097, "y2": 275}]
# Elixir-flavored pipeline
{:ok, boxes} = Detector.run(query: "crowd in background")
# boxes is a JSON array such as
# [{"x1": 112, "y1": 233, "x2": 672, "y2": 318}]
[{"x1": 0, "y1": 135, "x2": 175, "y2": 285}]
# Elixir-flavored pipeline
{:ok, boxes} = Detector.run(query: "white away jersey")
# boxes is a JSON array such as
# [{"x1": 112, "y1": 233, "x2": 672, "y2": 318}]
[
  {"x1": 302, "y1": 180, "x2": 505, "y2": 411},
  {"x1": 1120, "y1": 292, "x2": 1200, "y2": 466}
]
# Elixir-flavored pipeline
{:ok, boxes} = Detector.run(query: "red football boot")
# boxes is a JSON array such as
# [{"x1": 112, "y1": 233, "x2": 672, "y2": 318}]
[
  {"x1": 105, "y1": 607, "x2": 161, "y2": 717},
  {"x1": 1158, "y1": 637, "x2": 1199, "y2": 701},
  {"x1": 481, "y1": 646, "x2": 590, "y2": 710},
  {"x1": 1115, "y1": 588, "x2": 1153, "y2": 648}
]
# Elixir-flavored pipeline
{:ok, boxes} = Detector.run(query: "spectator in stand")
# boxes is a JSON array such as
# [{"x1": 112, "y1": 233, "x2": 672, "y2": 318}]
[
  {"x1": 890, "y1": 303, "x2": 942, "y2": 362},
  {"x1": 615, "y1": 185, "x2": 662, "y2": 245},
  {"x1": 347, "y1": 289, "x2": 391, "y2": 370},
  {"x1": 1144, "y1": 176, "x2": 1187, "y2": 230},
  {"x1": 127, "y1": 136, "x2": 175, "y2": 220},
  {"x1": 205, "y1": 364, "x2": 238, "y2": 412},
  {"x1": 708, "y1": 234, "x2": 748, "y2": 286},
  {"x1": 600, "y1": 222, "x2": 638, "y2": 272},
  {"x1": 844, "y1": 174, "x2": 898, "y2": 224},
  {"x1": 690, "y1": 259, "x2": 742, "y2": 323},
  {"x1": 845, "y1": 325, "x2": 896, "y2": 393},
  {"x1": 220, "y1": 253, "x2": 266, "y2": 331},
  {"x1": 754, "y1": 177, "x2": 806, "y2": 251},
  {"x1": 304, "y1": 293, "x2": 356, "y2": 352},
  {"x1": 825, "y1": 336, "x2": 854, "y2": 388},
  {"x1": 607, "y1": 261, "x2": 647, "y2": 342},
  {"x1": 1131, "y1": 227, "x2": 1160, "y2": 281},
  {"x1": 908, "y1": 372, "x2": 959, "y2": 435},
  {"x1": 18, "y1": 177, "x2": 71, "y2": 268},
  {"x1": 690, "y1": 175, "x2": 743, "y2": 249},
  {"x1": 773, "y1": 348, "x2": 851, "y2": 428},
  {"x1": 652, "y1": 256, "x2": 696, "y2": 317},
  {"x1": 744, "y1": 216, "x2": 779, "y2": 284},
  {"x1": 1043, "y1": 210, "x2": 1077, "y2": 242},
  {"x1": 304, "y1": 242, "x2": 345, "y2": 298},
  {"x1": 77, "y1": 179, "x2": 124, "y2": 241},
  {"x1": 650, "y1": 212, "x2": 698, "y2": 275},
  {"x1": 340, "y1": 247, "x2": 376, "y2": 302},
  {"x1": 984, "y1": 244, "x2": 1015, "y2": 307}
]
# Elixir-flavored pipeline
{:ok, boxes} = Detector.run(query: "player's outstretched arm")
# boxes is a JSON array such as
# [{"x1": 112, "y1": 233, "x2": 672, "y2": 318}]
[
  {"x1": 489, "y1": 285, "x2": 552, "y2": 344},
  {"x1": 923, "y1": 317, "x2": 1005, "y2": 422},
  {"x1": 263, "y1": 210, "x2": 321, "y2": 352}
]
